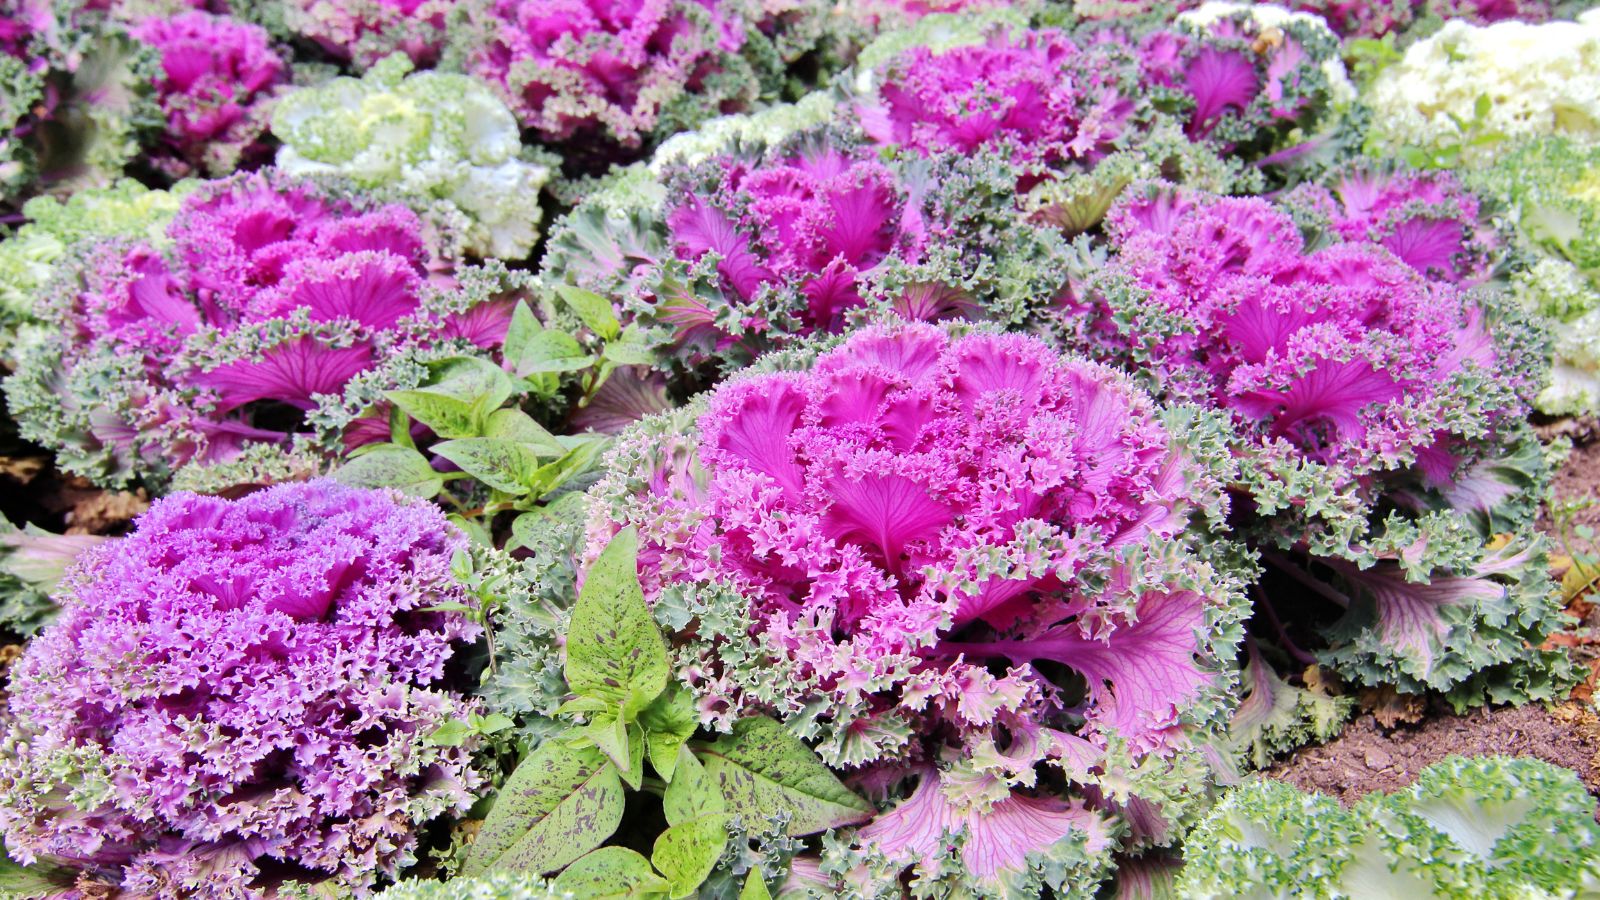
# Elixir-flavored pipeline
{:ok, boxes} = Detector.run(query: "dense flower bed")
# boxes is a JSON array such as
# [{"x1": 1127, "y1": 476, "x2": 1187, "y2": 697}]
[{"x1": 0, "y1": 0, "x2": 1595, "y2": 897}]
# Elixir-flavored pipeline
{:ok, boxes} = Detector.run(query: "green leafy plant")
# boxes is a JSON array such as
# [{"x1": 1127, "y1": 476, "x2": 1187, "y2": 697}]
[
  {"x1": 452, "y1": 529, "x2": 872, "y2": 897},
  {"x1": 333, "y1": 290, "x2": 658, "y2": 545}
]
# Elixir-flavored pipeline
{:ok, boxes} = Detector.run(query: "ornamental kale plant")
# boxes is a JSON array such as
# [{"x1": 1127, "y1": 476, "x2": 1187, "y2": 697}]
[
  {"x1": 130, "y1": 11, "x2": 288, "y2": 178},
  {"x1": 0, "y1": 480, "x2": 485, "y2": 896},
  {"x1": 4, "y1": 170, "x2": 514, "y2": 488},
  {"x1": 1180, "y1": 755, "x2": 1600, "y2": 898},
  {"x1": 854, "y1": 26, "x2": 1142, "y2": 173},
  {"x1": 585, "y1": 322, "x2": 1248, "y2": 896},
  {"x1": 1367, "y1": 12, "x2": 1600, "y2": 166},
  {"x1": 1069, "y1": 181, "x2": 1571, "y2": 706},
  {"x1": 1466, "y1": 137, "x2": 1600, "y2": 414},
  {"x1": 848, "y1": 17, "x2": 1254, "y2": 236},
  {"x1": 270, "y1": 0, "x2": 451, "y2": 70},
  {"x1": 272, "y1": 53, "x2": 554, "y2": 261},
  {"x1": 0, "y1": 178, "x2": 190, "y2": 360},
  {"x1": 1125, "y1": 3, "x2": 1353, "y2": 157},
  {"x1": 459, "y1": 0, "x2": 768, "y2": 149},
  {"x1": 1281, "y1": 163, "x2": 1499, "y2": 286},
  {"x1": 544, "y1": 126, "x2": 1082, "y2": 371},
  {"x1": 0, "y1": 0, "x2": 161, "y2": 209}
]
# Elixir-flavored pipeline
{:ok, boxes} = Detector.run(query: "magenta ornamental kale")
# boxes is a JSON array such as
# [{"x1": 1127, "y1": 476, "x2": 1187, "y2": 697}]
[
  {"x1": 1072, "y1": 181, "x2": 1571, "y2": 707},
  {"x1": 857, "y1": 28, "x2": 1137, "y2": 172},
  {"x1": 1283, "y1": 0, "x2": 1549, "y2": 38},
  {"x1": 131, "y1": 12, "x2": 288, "y2": 177},
  {"x1": 276, "y1": 0, "x2": 450, "y2": 70},
  {"x1": 0, "y1": 480, "x2": 483, "y2": 897},
  {"x1": 660, "y1": 141, "x2": 927, "y2": 348},
  {"x1": 1125, "y1": 9, "x2": 1346, "y2": 152},
  {"x1": 463, "y1": 0, "x2": 754, "y2": 146},
  {"x1": 5, "y1": 171, "x2": 511, "y2": 487},
  {"x1": 1282, "y1": 165, "x2": 1499, "y2": 285},
  {"x1": 589, "y1": 320, "x2": 1242, "y2": 779},
  {"x1": 1094, "y1": 181, "x2": 1504, "y2": 478}
]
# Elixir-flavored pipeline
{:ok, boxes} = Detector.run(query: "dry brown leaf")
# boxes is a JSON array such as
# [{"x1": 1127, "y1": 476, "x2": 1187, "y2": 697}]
[
  {"x1": 0, "y1": 455, "x2": 47, "y2": 484},
  {"x1": 1360, "y1": 685, "x2": 1426, "y2": 729},
  {"x1": 66, "y1": 489, "x2": 150, "y2": 535}
]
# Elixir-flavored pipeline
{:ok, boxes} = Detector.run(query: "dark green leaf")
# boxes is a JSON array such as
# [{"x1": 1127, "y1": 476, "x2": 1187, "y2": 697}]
[
  {"x1": 550, "y1": 847, "x2": 670, "y2": 899},
  {"x1": 461, "y1": 738, "x2": 624, "y2": 877},
  {"x1": 447, "y1": 514, "x2": 494, "y2": 548},
  {"x1": 602, "y1": 337, "x2": 658, "y2": 367},
  {"x1": 425, "y1": 356, "x2": 516, "y2": 408},
  {"x1": 697, "y1": 717, "x2": 872, "y2": 836},
  {"x1": 504, "y1": 301, "x2": 539, "y2": 367},
  {"x1": 428, "y1": 719, "x2": 473, "y2": 747},
  {"x1": 525, "y1": 438, "x2": 609, "y2": 498},
  {"x1": 333, "y1": 444, "x2": 444, "y2": 498},
  {"x1": 509, "y1": 492, "x2": 589, "y2": 551},
  {"x1": 565, "y1": 527, "x2": 669, "y2": 720}
]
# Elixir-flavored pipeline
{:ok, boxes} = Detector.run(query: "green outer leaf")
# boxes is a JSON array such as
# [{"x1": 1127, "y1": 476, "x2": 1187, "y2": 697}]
[
  {"x1": 462, "y1": 738, "x2": 624, "y2": 877},
  {"x1": 0, "y1": 849, "x2": 75, "y2": 893},
  {"x1": 652, "y1": 814, "x2": 731, "y2": 899},
  {"x1": 385, "y1": 390, "x2": 480, "y2": 439},
  {"x1": 515, "y1": 329, "x2": 595, "y2": 375},
  {"x1": 663, "y1": 748, "x2": 724, "y2": 827},
  {"x1": 525, "y1": 438, "x2": 608, "y2": 498},
  {"x1": 332, "y1": 444, "x2": 444, "y2": 498},
  {"x1": 426, "y1": 356, "x2": 516, "y2": 407},
  {"x1": 504, "y1": 300, "x2": 539, "y2": 366},
  {"x1": 509, "y1": 492, "x2": 589, "y2": 551},
  {"x1": 432, "y1": 438, "x2": 544, "y2": 495},
  {"x1": 581, "y1": 710, "x2": 631, "y2": 776},
  {"x1": 696, "y1": 717, "x2": 873, "y2": 836},
  {"x1": 739, "y1": 871, "x2": 773, "y2": 900},
  {"x1": 485, "y1": 408, "x2": 566, "y2": 455},
  {"x1": 602, "y1": 337, "x2": 658, "y2": 367},
  {"x1": 565, "y1": 527, "x2": 669, "y2": 719},
  {"x1": 550, "y1": 847, "x2": 670, "y2": 899},
  {"x1": 427, "y1": 719, "x2": 472, "y2": 747},
  {"x1": 640, "y1": 683, "x2": 698, "y2": 783},
  {"x1": 555, "y1": 283, "x2": 622, "y2": 341}
]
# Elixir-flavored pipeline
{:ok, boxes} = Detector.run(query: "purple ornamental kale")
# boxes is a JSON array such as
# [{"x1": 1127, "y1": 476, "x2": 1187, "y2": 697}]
[
  {"x1": 5, "y1": 171, "x2": 512, "y2": 486},
  {"x1": 463, "y1": 0, "x2": 752, "y2": 146},
  {"x1": 131, "y1": 12, "x2": 288, "y2": 177},
  {"x1": 1126, "y1": 9, "x2": 1346, "y2": 152},
  {"x1": 1281, "y1": 164, "x2": 1499, "y2": 285},
  {"x1": 1071, "y1": 181, "x2": 1570, "y2": 706},
  {"x1": 658, "y1": 140, "x2": 928, "y2": 353},
  {"x1": 588, "y1": 323, "x2": 1243, "y2": 891},
  {"x1": 0, "y1": 480, "x2": 483, "y2": 897},
  {"x1": 1091, "y1": 181, "x2": 1503, "y2": 481},
  {"x1": 589, "y1": 321, "x2": 1239, "y2": 773},
  {"x1": 857, "y1": 27, "x2": 1138, "y2": 174}
]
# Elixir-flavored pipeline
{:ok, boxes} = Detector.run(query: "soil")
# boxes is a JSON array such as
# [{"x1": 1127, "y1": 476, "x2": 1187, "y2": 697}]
[
  {"x1": 1268, "y1": 702, "x2": 1600, "y2": 805},
  {"x1": 1541, "y1": 417, "x2": 1600, "y2": 537},
  {"x1": 1270, "y1": 425, "x2": 1600, "y2": 806}
]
